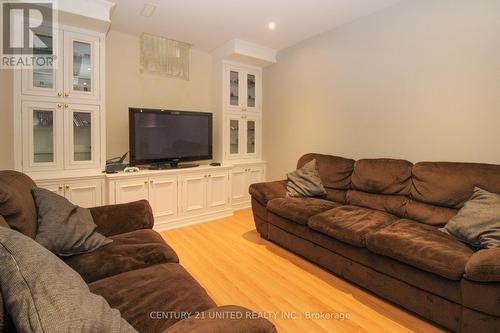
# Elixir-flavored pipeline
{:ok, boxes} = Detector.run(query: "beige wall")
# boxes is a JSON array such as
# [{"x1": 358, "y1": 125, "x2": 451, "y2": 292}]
[
  {"x1": 106, "y1": 30, "x2": 213, "y2": 159},
  {"x1": 263, "y1": 0, "x2": 500, "y2": 181},
  {"x1": 0, "y1": 69, "x2": 14, "y2": 169}
]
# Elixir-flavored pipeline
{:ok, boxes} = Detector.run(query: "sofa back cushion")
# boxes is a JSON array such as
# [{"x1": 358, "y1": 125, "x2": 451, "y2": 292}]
[
  {"x1": 405, "y1": 200, "x2": 458, "y2": 226},
  {"x1": 346, "y1": 190, "x2": 408, "y2": 218},
  {"x1": 297, "y1": 154, "x2": 355, "y2": 190},
  {"x1": 0, "y1": 171, "x2": 37, "y2": 238},
  {"x1": 411, "y1": 162, "x2": 500, "y2": 209},
  {"x1": 351, "y1": 159, "x2": 413, "y2": 195}
]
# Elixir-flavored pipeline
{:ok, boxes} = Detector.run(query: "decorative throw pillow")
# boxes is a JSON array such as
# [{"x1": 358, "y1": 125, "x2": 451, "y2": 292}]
[
  {"x1": 32, "y1": 187, "x2": 112, "y2": 257},
  {"x1": 0, "y1": 227, "x2": 137, "y2": 332},
  {"x1": 440, "y1": 187, "x2": 500, "y2": 249},
  {"x1": 286, "y1": 159, "x2": 327, "y2": 197}
]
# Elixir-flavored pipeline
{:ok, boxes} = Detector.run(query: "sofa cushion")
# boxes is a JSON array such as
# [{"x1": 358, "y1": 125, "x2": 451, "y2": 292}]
[
  {"x1": 465, "y1": 247, "x2": 500, "y2": 282},
  {"x1": 164, "y1": 305, "x2": 277, "y2": 333},
  {"x1": 440, "y1": 187, "x2": 500, "y2": 249},
  {"x1": 351, "y1": 158, "x2": 413, "y2": 195},
  {"x1": 345, "y1": 190, "x2": 408, "y2": 217},
  {"x1": 405, "y1": 200, "x2": 457, "y2": 226},
  {"x1": 297, "y1": 154, "x2": 355, "y2": 190},
  {"x1": 32, "y1": 187, "x2": 112, "y2": 257},
  {"x1": 286, "y1": 159, "x2": 326, "y2": 197},
  {"x1": 366, "y1": 219, "x2": 474, "y2": 280},
  {"x1": 0, "y1": 170, "x2": 37, "y2": 238},
  {"x1": 89, "y1": 263, "x2": 216, "y2": 332},
  {"x1": 0, "y1": 215, "x2": 9, "y2": 229},
  {"x1": 267, "y1": 197, "x2": 340, "y2": 225},
  {"x1": 0, "y1": 227, "x2": 136, "y2": 333},
  {"x1": 249, "y1": 180, "x2": 287, "y2": 206},
  {"x1": 411, "y1": 162, "x2": 500, "y2": 209},
  {"x1": 308, "y1": 205, "x2": 398, "y2": 247},
  {"x1": 64, "y1": 229, "x2": 179, "y2": 283}
]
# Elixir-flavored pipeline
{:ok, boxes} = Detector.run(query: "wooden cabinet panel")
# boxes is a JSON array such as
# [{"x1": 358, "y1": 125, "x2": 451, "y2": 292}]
[
  {"x1": 150, "y1": 176, "x2": 178, "y2": 220},
  {"x1": 65, "y1": 180, "x2": 102, "y2": 207},
  {"x1": 115, "y1": 178, "x2": 149, "y2": 204},
  {"x1": 181, "y1": 174, "x2": 207, "y2": 214},
  {"x1": 207, "y1": 172, "x2": 229, "y2": 209}
]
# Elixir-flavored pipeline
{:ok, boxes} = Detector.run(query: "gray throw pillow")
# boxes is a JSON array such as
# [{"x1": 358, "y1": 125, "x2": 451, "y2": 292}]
[
  {"x1": 0, "y1": 227, "x2": 137, "y2": 332},
  {"x1": 32, "y1": 187, "x2": 112, "y2": 257},
  {"x1": 287, "y1": 159, "x2": 327, "y2": 197},
  {"x1": 440, "y1": 187, "x2": 500, "y2": 249}
]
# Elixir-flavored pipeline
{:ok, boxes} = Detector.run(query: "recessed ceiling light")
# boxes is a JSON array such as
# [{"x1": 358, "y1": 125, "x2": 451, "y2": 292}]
[
  {"x1": 140, "y1": 3, "x2": 156, "y2": 18},
  {"x1": 268, "y1": 22, "x2": 276, "y2": 30}
]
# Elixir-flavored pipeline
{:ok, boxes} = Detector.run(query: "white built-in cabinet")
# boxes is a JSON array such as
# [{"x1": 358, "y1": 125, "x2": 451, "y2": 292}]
[
  {"x1": 231, "y1": 164, "x2": 265, "y2": 209},
  {"x1": 14, "y1": 26, "x2": 104, "y2": 175},
  {"x1": 36, "y1": 178, "x2": 104, "y2": 208},
  {"x1": 14, "y1": 24, "x2": 106, "y2": 207},
  {"x1": 114, "y1": 175, "x2": 179, "y2": 222},
  {"x1": 222, "y1": 63, "x2": 262, "y2": 161},
  {"x1": 107, "y1": 166, "x2": 232, "y2": 230}
]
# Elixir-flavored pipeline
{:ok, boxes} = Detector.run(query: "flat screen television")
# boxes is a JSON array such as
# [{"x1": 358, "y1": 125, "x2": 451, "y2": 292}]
[{"x1": 129, "y1": 108, "x2": 213, "y2": 169}]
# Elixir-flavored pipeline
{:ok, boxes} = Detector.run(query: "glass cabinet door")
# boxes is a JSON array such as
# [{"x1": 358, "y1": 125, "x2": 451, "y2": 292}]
[
  {"x1": 64, "y1": 32, "x2": 100, "y2": 101},
  {"x1": 65, "y1": 104, "x2": 100, "y2": 169},
  {"x1": 225, "y1": 65, "x2": 245, "y2": 112},
  {"x1": 246, "y1": 73, "x2": 256, "y2": 109},
  {"x1": 22, "y1": 31, "x2": 62, "y2": 97},
  {"x1": 226, "y1": 116, "x2": 243, "y2": 158},
  {"x1": 244, "y1": 70, "x2": 260, "y2": 112},
  {"x1": 246, "y1": 119, "x2": 256, "y2": 154},
  {"x1": 229, "y1": 70, "x2": 240, "y2": 107},
  {"x1": 22, "y1": 102, "x2": 64, "y2": 171},
  {"x1": 229, "y1": 118, "x2": 240, "y2": 155}
]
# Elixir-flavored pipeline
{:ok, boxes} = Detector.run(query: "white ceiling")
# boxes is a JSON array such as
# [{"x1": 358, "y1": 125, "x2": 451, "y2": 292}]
[{"x1": 110, "y1": 0, "x2": 402, "y2": 52}]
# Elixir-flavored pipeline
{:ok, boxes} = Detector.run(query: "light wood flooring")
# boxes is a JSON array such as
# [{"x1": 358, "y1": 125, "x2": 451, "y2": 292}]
[{"x1": 161, "y1": 208, "x2": 445, "y2": 333}]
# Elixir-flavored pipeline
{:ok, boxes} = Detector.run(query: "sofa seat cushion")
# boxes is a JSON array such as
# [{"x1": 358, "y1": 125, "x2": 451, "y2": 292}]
[
  {"x1": 366, "y1": 219, "x2": 474, "y2": 280},
  {"x1": 267, "y1": 197, "x2": 340, "y2": 225},
  {"x1": 249, "y1": 180, "x2": 287, "y2": 206},
  {"x1": 64, "y1": 229, "x2": 179, "y2": 283},
  {"x1": 89, "y1": 263, "x2": 216, "y2": 333},
  {"x1": 308, "y1": 205, "x2": 398, "y2": 247}
]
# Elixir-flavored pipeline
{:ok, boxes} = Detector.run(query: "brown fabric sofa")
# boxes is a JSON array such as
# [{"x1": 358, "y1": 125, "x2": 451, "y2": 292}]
[
  {"x1": 250, "y1": 153, "x2": 500, "y2": 333},
  {"x1": 0, "y1": 170, "x2": 276, "y2": 333}
]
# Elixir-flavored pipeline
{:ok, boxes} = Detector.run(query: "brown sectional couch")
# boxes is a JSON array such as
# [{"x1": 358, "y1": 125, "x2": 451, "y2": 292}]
[
  {"x1": 0, "y1": 171, "x2": 276, "y2": 333},
  {"x1": 250, "y1": 153, "x2": 500, "y2": 332}
]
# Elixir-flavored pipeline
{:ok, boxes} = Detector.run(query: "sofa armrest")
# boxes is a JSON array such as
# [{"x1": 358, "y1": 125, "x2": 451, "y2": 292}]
[
  {"x1": 162, "y1": 305, "x2": 276, "y2": 333},
  {"x1": 249, "y1": 180, "x2": 287, "y2": 206},
  {"x1": 90, "y1": 200, "x2": 154, "y2": 237},
  {"x1": 465, "y1": 248, "x2": 500, "y2": 282}
]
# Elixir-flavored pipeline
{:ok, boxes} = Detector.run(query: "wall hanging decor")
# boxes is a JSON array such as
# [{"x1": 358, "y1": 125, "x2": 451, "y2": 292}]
[{"x1": 140, "y1": 32, "x2": 191, "y2": 80}]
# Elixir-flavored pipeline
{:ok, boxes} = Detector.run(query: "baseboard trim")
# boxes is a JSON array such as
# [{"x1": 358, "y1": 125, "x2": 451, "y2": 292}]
[{"x1": 154, "y1": 208, "x2": 234, "y2": 232}]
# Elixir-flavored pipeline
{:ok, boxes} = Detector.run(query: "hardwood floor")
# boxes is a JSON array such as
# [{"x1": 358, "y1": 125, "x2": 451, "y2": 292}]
[{"x1": 161, "y1": 209, "x2": 445, "y2": 333}]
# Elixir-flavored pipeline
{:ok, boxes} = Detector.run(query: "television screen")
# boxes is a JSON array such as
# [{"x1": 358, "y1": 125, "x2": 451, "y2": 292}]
[{"x1": 129, "y1": 108, "x2": 212, "y2": 165}]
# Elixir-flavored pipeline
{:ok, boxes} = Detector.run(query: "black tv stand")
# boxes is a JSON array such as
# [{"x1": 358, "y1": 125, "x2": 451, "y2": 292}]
[{"x1": 148, "y1": 162, "x2": 200, "y2": 170}]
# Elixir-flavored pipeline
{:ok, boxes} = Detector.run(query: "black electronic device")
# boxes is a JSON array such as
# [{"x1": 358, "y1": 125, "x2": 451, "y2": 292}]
[
  {"x1": 105, "y1": 152, "x2": 128, "y2": 173},
  {"x1": 129, "y1": 108, "x2": 213, "y2": 169}
]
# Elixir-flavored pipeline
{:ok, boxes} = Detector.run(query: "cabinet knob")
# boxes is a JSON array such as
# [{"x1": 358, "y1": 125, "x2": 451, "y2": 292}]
[
  {"x1": 65, "y1": 185, "x2": 70, "y2": 190},
  {"x1": 64, "y1": 104, "x2": 69, "y2": 108},
  {"x1": 57, "y1": 104, "x2": 63, "y2": 108},
  {"x1": 144, "y1": 181, "x2": 148, "y2": 184},
  {"x1": 64, "y1": 93, "x2": 69, "y2": 97},
  {"x1": 150, "y1": 180, "x2": 154, "y2": 184},
  {"x1": 58, "y1": 186, "x2": 63, "y2": 191},
  {"x1": 242, "y1": 115, "x2": 247, "y2": 119},
  {"x1": 57, "y1": 92, "x2": 62, "y2": 97}
]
